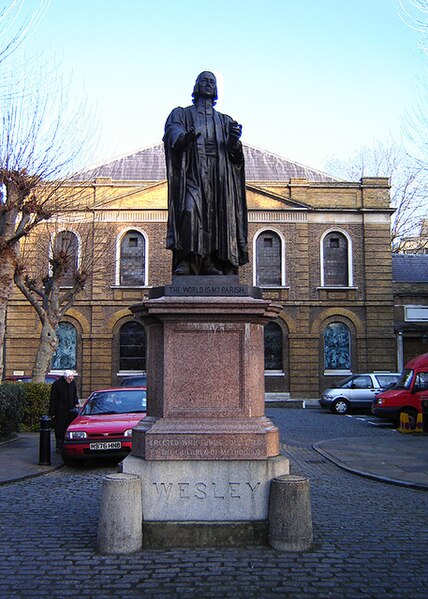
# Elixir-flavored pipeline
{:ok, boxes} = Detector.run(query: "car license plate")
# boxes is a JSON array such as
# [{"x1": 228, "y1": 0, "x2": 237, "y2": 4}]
[{"x1": 89, "y1": 441, "x2": 121, "y2": 451}]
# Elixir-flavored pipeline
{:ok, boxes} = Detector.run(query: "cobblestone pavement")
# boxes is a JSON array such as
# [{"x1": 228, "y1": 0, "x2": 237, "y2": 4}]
[{"x1": 1, "y1": 408, "x2": 427, "y2": 598}]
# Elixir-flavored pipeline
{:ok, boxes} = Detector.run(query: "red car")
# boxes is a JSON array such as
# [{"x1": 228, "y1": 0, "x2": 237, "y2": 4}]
[{"x1": 62, "y1": 387, "x2": 146, "y2": 465}]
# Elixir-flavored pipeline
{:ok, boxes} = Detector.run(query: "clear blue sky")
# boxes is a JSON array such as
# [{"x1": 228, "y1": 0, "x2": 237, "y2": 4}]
[{"x1": 16, "y1": 0, "x2": 426, "y2": 171}]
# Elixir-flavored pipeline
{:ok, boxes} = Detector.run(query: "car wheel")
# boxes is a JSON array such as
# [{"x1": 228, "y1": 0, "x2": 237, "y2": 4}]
[
  {"x1": 331, "y1": 398, "x2": 350, "y2": 415},
  {"x1": 400, "y1": 408, "x2": 418, "y2": 430}
]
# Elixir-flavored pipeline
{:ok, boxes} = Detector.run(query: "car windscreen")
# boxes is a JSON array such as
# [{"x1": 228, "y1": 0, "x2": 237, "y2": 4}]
[
  {"x1": 336, "y1": 376, "x2": 354, "y2": 389},
  {"x1": 82, "y1": 390, "x2": 147, "y2": 415},
  {"x1": 376, "y1": 374, "x2": 399, "y2": 389},
  {"x1": 394, "y1": 369, "x2": 413, "y2": 390}
]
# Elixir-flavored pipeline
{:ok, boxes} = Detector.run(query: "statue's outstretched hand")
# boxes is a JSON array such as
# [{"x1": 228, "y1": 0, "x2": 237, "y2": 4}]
[
  {"x1": 182, "y1": 127, "x2": 201, "y2": 147},
  {"x1": 228, "y1": 121, "x2": 242, "y2": 146}
]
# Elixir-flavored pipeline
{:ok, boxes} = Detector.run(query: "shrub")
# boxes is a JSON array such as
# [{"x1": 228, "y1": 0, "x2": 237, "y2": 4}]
[
  {"x1": 0, "y1": 383, "x2": 26, "y2": 439},
  {"x1": 20, "y1": 383, "x2": 51, "y2": 431},
  {"x1": 0, "y1": 382, "x2": 51, "y2": 438}
]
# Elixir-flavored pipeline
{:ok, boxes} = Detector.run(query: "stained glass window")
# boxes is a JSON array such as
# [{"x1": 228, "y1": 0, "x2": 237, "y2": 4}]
[
  {"x1": 119, "y1": 321, "x2": 146, "y2": 371},
  {"x1": 256, "y1": 231, "x2": 281, "y2": 287},
  {"x1": 264, "y1": 321, "x2": 283, "y2": 370},
  {"x1": 324, "y1": 323, "x2": 351, "y2": 370},
  {"x1": 52, "y1": 322, "x2": 77, "y2": 370},
  {"x1": 120, "y1": 230, "x2": 145, "y2": 286}
]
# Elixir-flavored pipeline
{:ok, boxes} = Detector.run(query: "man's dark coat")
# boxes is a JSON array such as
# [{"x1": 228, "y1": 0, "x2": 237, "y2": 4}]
[{"x1": 49, "y1": 377, "x2": 79, "y2": 444}]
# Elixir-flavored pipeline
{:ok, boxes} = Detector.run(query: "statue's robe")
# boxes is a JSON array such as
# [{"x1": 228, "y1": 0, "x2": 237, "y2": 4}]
[{"x1": 163, "y1": 104, "x2": 248, "y2": 272}]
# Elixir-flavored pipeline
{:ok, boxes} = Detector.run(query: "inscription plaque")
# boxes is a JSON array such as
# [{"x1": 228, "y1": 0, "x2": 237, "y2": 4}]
[
  {"x1": 149, "y1": 275, "x2": 262, "y2": 299},
  {"x1": 152, "y1": 481, "x2": 261, "y2": 501},
  {"x1": 123, "y1": 455, "x2": 290, "y2": 521},
  {"x1": 144, "y1": 435, "x2": 268, "y2": 460}
]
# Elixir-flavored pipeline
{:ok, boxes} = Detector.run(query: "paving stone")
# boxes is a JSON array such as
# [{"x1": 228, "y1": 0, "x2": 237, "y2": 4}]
[{"x1": 0, "y1": 409, "x2": 427, "y2": 598}]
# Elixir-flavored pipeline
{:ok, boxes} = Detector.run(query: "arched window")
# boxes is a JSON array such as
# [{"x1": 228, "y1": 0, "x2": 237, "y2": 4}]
[
  {"x1": 52, "y1": 322, "x2": 77, "y2": 370},
  {"x1": 324, "y1": 322, "x2": 351, "y2": 371},
  {"x1": 322, "y1": 231, "x2": 349, "y2": 286},
  {"x1": 264, "y1": 321, "x2": 283, "y2": 370},
  {"x1": 256, "y1": 231, "x2": 282, "y2": 287},
  {"x1": 53, "y1": 230, "x2": 79, "y2": 286},
  {"x1": 119, "y1": 321, "x2": 146, "y2": 372},
  {"x1": 120, "y1": 230, "x2": 146, "y2": 286}
]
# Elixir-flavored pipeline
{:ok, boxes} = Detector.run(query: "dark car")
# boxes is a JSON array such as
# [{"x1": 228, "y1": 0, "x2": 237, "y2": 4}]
[
  {"x1": 4, "y1": 374, "x2": 61, "y2": 384},
  {"x1": 62, "y1": 387, "x2": 146, "y2": 465},
  {"x1": 120, "y1": 375, "x2": 147, "y2": 387}
]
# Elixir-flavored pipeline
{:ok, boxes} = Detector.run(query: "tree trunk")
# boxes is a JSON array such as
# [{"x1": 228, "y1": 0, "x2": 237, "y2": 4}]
[
  {"x1": 0, "y1": 251, "x2": 18, "y2": 380},
  {"x1": 32, "y1": 319, "x2": 58, "y2": 383}
]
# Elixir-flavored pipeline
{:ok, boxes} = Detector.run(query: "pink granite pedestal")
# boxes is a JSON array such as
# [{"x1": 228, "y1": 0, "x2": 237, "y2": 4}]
[
  {"x1": 122, "y1": 291, "x2": 290, "y2": 546},
  {"x1": 130, "y1": 295, "x2": 282, "y2": 460}
]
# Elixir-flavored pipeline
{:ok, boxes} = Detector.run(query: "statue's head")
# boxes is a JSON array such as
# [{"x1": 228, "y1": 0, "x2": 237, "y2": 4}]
[{"x1": 192, "y1": 71, "x2": 218, "y2": 105}]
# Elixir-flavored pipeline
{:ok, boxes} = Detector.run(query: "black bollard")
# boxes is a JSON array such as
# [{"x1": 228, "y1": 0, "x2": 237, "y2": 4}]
[
  {"x1": 422, "y1": 399, "x2": 428, "y2": 434},
  {"x1": 39, "y1": 415, "x2": 52, "y2": 466}
]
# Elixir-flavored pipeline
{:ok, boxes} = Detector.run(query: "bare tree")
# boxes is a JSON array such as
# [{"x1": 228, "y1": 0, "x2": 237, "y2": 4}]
[
  {"x1": 0, "y1": 1, "x2": 50, "y2": 100},
  {"x1": 398, "y1": 0, "x2": 428, "y2": 161},
  {"x1": 0, "y1": 1, "x2": 50, "y2": 64},
  {"x1": 13, "y1": 217, "x2": 113, "y2": 382},
  {"x1": 0, "y1": 68, "x2": 98, "y2": 379},
  {"x1": 324, "y1": 142, "x2": 428, "y2": 252}
]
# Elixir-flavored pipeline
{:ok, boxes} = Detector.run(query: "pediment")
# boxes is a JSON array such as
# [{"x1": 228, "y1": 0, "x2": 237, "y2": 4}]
[
  {"x1": 91, "y1": 180, "x2": 310, "y2": 212},
  {"x1": 92, "y1": 181, "x2": 168, "y2": 210},
  {"x1": 246, "y1": 184, "x2": 310, "y2": 211}
]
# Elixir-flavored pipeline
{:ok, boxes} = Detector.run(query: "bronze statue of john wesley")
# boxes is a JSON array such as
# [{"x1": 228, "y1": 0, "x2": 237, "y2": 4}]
[{"x1": 163, "y1": 71, "x2": 249, "y2": 276}]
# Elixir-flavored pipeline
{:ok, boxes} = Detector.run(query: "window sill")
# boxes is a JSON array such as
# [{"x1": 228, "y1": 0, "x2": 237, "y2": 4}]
[
  {"x1": 324, "y1": 370, "x2": 352, "y2": 376},
  {"x1": 111, "y1": 285, "x2": 151, "y2": 289},
  {"x1": 265, "y1": 370, "x2": 285, "y2": 376},
  {"x1": 50, "y1": 370, "x2": 79, "y2": 376},
  {"x1": 117, "y1": 370, "x2": 146, "y2": 376}
]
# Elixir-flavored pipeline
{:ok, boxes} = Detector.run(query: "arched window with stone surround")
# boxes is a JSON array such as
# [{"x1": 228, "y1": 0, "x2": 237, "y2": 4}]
[
  {"x1": 322, "y1": 231, "x2": 349, "y2": 287},
  {"x1": 52, "y1": 322, "x2": 77, "y2": 370},
  {"x1": 119, "y1": 230, "x2": 146, "y2": 286},
  {"x1": 256, "y1": 230, "x2": 282, "y2": 287},
  {"x1": 119, "y1": 321, "x2": 146, "y2": 372},
  {"x1": 264, "y1": 321, "x2": 283, "y2": 371},
  {"x1": 53, "y1": 230, "x2": 79, "y2": 287},
  {"x1": 324, "y1": 322, "x2": 351, "y2": 371}
]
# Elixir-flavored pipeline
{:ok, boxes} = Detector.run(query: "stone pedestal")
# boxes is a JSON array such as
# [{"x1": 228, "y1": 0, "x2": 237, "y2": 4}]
[
  {"x1": 97, "y1": 473, "x2": 142, "y2": 554},
  {"x1": 122, "y1": 277, "x2": 290, "y2": 545},
  {"x1": 123, "y1": 455, "x2": 289, "y2": 522},
  {"x1": 268, "y1": 475, "x2": 313, "y2": 551}
]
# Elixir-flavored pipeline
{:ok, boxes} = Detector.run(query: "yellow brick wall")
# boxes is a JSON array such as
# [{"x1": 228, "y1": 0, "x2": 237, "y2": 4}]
[{"x1": 4, "y1": 176, "x2": 397, "y2": 398}]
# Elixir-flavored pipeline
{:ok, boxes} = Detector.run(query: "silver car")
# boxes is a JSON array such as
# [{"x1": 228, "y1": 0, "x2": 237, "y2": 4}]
[{"x1": 319, "y1": 372, "x2": 400, "y2": 414}]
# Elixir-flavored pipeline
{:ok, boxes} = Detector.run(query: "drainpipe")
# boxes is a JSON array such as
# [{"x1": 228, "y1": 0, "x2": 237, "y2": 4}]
[{"x1": 396, "y1": 330, "x2": 404, "y2": 372}]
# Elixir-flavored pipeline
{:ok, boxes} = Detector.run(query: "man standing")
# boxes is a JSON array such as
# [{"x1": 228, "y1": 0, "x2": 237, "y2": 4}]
[
  {"x1": 49, "y1": 370, "x2": 79, "y2": 452},
  {"x1": 163, "y1": 71, "x2": 249, "y2": 276}
]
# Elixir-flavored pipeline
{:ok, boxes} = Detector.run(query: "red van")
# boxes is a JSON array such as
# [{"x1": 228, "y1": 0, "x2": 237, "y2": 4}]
[{"x1": 372, "y1": 352, "x2": 428, "y2": 427}]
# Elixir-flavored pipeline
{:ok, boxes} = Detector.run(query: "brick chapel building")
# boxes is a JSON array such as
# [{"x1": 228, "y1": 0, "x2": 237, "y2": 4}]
[{"x1": 4, "y1": 143, "x2": 400, "y2": 398}]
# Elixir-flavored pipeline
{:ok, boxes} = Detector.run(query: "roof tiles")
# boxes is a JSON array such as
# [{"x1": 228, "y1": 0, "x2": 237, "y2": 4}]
[
  {"x1": 77, "y1": 142, "x2": 339, "y2": 183},
  {"x1": 392, "y1": 254, "x2": 428, "y2": 283}
]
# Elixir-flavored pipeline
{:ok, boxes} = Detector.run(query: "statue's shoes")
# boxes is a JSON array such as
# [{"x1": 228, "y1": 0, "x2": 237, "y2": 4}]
[
  {"x1": 173, "y1": 264, "x2": 191, "y2": 275},
  {"x1": 202, "y1": 265, "x2": 223, "y2": 275}
]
